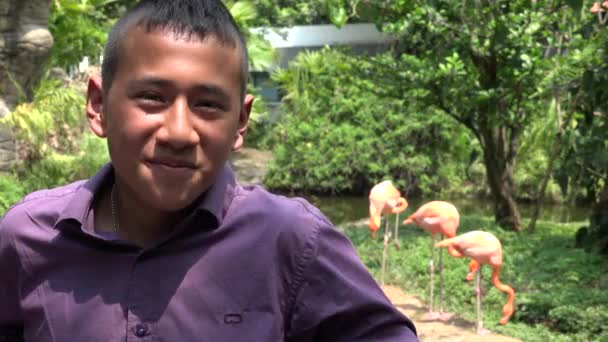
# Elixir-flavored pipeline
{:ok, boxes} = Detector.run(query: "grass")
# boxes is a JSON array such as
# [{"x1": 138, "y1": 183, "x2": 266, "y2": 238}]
[{"x1": 343, "y1": 215, "x2": 608, "y2": 342}]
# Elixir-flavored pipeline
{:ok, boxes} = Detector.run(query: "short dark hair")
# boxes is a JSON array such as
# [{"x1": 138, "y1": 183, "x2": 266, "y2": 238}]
[{"x1": 101, "y1": 0, "x2": 249, "y2": 97}]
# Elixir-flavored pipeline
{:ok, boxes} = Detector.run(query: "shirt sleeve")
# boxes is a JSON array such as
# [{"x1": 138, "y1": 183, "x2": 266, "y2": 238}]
[
  {"x1": 0, "y1": 215, "x2": 25, "y2": 341},
  {"x1": 286, "y1": 220, "x2": 418, "y2": 341}
]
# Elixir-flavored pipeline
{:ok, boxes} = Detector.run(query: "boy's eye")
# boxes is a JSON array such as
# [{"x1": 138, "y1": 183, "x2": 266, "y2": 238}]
[
  {"x1": 136, "y1": 92, "x2": 165, "y2": 104},
  {"x1": 194, "y1": 100, "x2": 222, "y2": 110}
]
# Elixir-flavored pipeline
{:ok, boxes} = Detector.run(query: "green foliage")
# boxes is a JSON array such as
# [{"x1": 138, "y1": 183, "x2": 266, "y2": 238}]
[
  {"x1": 544, "y1": 25, "x2": 608, "y2": 252},
  {"x1": 2, "y1": 78, "x2": 86, "y2": 161},
  {"x1": 0, "y1": 174, "x2": 26, "y2": 216},
  {"x1": 247, "y1": 0, "x2": 326, "y2": 26},
  {"x1": 515, "y1": 99, "x2": 563, "y2": 202},
  {"x1": 0, "y1": 77, "x2": 109, "y2": 203},
  {"x1": 344, "y1": 214, "x2": 608, "y2": 341},
  {"x1": 244, "y1": 84, "x2": 273, "y2": 148},
  {"x1": 225, "y1": 1, "x2": 279, "y2": 71},
  {"x1": 264, "y1": 48, "x2": 477, "y2": 195},
  {"x1": 321, "y1": 0, "x2": 592, "y2": 230},
  {"x1": 49, "y1": 0, "x2": 278, "y2": 72},
  {"x1": 49, "y1": 0, "x2": 132, "y2": 68},
  {"x1": 17, "y1": 135, "x2": 109, "y2": 192}
]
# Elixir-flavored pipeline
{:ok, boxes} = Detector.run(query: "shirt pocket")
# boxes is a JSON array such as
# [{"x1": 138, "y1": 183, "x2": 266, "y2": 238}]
[{"x1": 209, "y1": 307, "x2": 283, "y2": 342}]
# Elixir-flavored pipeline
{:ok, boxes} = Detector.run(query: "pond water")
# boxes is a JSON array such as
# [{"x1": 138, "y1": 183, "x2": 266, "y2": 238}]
[{"x1": 300, "y1": 195, "x2": 592, "y2": 226}]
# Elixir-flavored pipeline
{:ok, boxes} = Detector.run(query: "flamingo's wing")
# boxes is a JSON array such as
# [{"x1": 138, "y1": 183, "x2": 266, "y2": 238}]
[
  {"x1": 420, "y1": 217, "x2": 443, "y2": 226},
  {"x1": 460, "y1": 245, "x2": 497, "y2": 260},
  {"x1": 369, "y1": 202, "x2": 382, "y2": 233}
]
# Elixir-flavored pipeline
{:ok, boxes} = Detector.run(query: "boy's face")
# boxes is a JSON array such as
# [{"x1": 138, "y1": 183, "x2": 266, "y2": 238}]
[{"x1": 87, "y1": 26, "x2": 252, "y2": 211}]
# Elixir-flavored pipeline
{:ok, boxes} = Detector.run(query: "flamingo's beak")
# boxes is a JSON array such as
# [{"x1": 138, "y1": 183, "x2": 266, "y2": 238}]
[
  {"x1": 369, "y1": 216, "x2": 381, "y2": 238},
  {"x1": 369, "y1": 204, "x2": 381, "y2": 238}
]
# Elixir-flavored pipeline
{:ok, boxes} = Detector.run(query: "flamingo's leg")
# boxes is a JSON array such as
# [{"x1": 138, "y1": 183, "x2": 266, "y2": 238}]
[
  {"x1": 380, "y1": 216, "x2": 391, "y2": 285},
  {"x1": 439, "y1": 236, "x2": 444, "y2": 312},
  {"x1": 422, "y1": 234, "x2": 437, "y2": 320},
  {"x1": 429, "y1": 234, "x2": 435, "y2": 314},
  {"x1": 394, "y1": 213, "x2": 401, "y2": 249},
  {"x1": 475, "y1": 266, "x2": 491, "y2": 335},
  {"x1": 466, "y1": 259, "x2": 480, "y2": 282},
  {"x1": 476, "y1": 267, "x2": 482, "y2": 333},
  {"x1": 435, "y1": 236, "x2": 454, "y2": 321},
  {"x1": 421, "y1": 234, "x2": 446, "y2": 321}
]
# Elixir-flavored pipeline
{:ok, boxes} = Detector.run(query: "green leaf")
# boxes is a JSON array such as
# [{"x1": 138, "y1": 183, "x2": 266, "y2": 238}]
[{"x1": 327, "y1": 3, "x2": 348, "y2": 28}]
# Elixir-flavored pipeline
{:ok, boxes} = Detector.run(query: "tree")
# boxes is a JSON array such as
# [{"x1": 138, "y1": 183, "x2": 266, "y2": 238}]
[
  {"x1": 527, "y1": 5, "x2": 590, "y2": 233},
  {"x1": 331, "y1": 0, "x2": 583, "y2": 231},
  {"x1": 264, "y1": 48, "x2": 475, "y2": 195},
  {"x1": 554, "y1": 25, "x2": 608, "y2": 252},
  {"x1": 49, "y1": 0, "x2": 276, "y2": 71}
]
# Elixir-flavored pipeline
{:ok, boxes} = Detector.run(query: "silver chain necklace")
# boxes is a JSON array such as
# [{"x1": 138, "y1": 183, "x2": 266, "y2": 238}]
[{"x1": 110, "y1": 182, "x2": 119, "y2": 232}]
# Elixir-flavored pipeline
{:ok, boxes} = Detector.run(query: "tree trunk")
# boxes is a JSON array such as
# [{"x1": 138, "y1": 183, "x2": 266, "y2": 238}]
[
  {"x1": 480, "y1": 126, "x2": 523, "y2": 232},
  {"x1": 591, "y1": 182, "x2": 608, "y2": 254}
]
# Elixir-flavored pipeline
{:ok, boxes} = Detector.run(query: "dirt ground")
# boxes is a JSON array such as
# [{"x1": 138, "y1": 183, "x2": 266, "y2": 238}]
[{"x1": 382, "y1": 285, "x2": 521, "y2": 342}]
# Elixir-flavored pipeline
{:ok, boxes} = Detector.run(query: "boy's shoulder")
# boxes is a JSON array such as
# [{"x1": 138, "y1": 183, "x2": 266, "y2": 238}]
[
  {"x1": 231, "y1": 184, "x2": 334, "y2": 235},
  {"x1": 17, "y1": 180, "x2": 86, "y2": 205},
  {"x1": 12, "y1": 180, "x2": 86, "y2": 210},
  {"x1": 0, "y1": 180, "x2": 87, "y2": 233}
]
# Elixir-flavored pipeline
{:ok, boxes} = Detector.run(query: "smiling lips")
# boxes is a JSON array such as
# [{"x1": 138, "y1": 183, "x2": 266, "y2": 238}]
[{"x1": 148, "y1": 157, "x2": 196, "y2": 169}]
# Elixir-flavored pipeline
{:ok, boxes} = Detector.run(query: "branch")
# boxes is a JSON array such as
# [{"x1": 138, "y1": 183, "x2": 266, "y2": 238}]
[
  {"x1": 581, "y1": 163, "x2": 608, "y2": 180},
  {"x1": 432, "y1": 84, "x2": 483, "y2": 143}
]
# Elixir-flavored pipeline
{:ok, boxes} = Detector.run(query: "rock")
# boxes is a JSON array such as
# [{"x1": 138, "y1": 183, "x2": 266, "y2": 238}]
[
  {"x1": 229, "y1": 148, "x2": 273, "y2": 186},
  {"x1": 0, "y1": 0, "x2": 54, "y2": 172}
]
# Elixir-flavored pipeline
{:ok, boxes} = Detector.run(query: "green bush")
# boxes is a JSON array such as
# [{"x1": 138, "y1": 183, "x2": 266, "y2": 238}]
[
  {"x1": 0, "y1": 174, "x2": 26, "y2": 216},
  {"x1": 344, "y1": 215, "x2": 608, "y2": 341},
  {"x1": 18, "y1": 135, "x2": 108, "y2": 192},
  {"x1": 515, "y1": 109, "x2": 564, "y2": 203},
  {"x1": 49, "y1": 0, "x2": 137, "y2": 68},
  {"x1": 2, "y1": 78, "x2": 86, "y2": 162},
  {"x1": 264, "y1": 48, "x2": 477, "y2": 195},
  {"x1": 515, "y1": 151, "x2": 563, "y2": 203},
  {"x1": 1, "y1": 77, "x2": 109, "y2": 197},
  {"x1": 548, "y1": 304, "x2": 608, "y2": 334}
]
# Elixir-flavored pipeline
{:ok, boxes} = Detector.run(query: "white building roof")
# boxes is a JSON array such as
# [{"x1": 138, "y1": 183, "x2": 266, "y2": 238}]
[{"x1": 250, "y1": 23, "x2": 395, "y2": 48}]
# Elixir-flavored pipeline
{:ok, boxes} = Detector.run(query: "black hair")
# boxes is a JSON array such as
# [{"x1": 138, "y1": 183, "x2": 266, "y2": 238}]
[{"x1": 101, "y1": 0, "x2": 249, "y2": 96}]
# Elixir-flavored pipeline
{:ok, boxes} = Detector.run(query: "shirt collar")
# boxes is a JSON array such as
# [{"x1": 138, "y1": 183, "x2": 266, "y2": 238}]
[
  {"x1": 193, "y1": 163, "x2": 237, "y2": 227},
  {"x1": 54, "y1": 162, "x2": 238, "y2": 230},
  {"x1": 53, "y1": 163, "x2": 112, "y2": 230}
]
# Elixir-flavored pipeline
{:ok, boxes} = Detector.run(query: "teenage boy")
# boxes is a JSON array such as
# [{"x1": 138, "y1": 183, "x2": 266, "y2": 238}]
[{"x1": 0, "y1": 1, "x2": 418, "y2": 341}]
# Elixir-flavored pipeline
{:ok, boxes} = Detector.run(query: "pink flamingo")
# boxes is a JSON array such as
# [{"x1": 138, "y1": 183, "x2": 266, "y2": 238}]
[
  {"x1": 435, "y1": 230, "x2": 516, "y2": 334},
  {"x1": 368, "y1": 180, "x2": 408, "y2": 285},
  {"x1": 402, "y1": 201, "x2": 460, "y2": 321}
]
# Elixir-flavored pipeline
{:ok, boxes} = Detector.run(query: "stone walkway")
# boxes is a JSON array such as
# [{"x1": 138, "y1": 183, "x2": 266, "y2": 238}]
[{"x1": 382, "y1": 285, "x2": 521, "y2": 342}]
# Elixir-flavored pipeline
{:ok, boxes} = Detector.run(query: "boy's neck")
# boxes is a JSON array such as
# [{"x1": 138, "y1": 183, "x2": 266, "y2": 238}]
[{"x1": 97, "y1": 182, "x2": 186, "y2": 248}]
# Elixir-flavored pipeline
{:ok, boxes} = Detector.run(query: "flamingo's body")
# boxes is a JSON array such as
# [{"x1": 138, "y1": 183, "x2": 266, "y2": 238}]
[
  {"x1": 403, "y1": 201, "x2": 459, "y2": 240},
  {"x1": 590, "y1": 1, "x2": 608, "y2": 24},
  {"x1": 591, "y1": 1, "x2": 608, "y2": 13},
  {"x1": 369, "y1": 180, "x2": 408, "y2": 237},
  {"x1": 403, "y1": 201, "x2": 460, "y2": 320},
  {"x1": 368, "y1": 180, "x2": 408, "y2": 284},
  {"x1": 435, "y1": 230, "x2": 516, "y2": 334}
]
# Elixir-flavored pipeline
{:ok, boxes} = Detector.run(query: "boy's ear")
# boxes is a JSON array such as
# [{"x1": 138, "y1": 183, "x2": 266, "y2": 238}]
[
  {"x1": 86, "y1": 76, "x2": 106, "y2": 138},
  {"x1": 232, "y1": 94, "x2": 254, "y2": 151}
]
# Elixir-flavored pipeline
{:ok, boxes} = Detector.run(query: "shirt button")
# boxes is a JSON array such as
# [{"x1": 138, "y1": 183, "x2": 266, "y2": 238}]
[{"x1": 133, "y1": 323, "x2": 148, "y2": 337}]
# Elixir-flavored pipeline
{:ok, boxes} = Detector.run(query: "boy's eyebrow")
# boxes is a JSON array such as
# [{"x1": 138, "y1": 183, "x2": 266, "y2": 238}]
[{"x1": 127, "y1": 77, "x2": 231, "y2": 102}]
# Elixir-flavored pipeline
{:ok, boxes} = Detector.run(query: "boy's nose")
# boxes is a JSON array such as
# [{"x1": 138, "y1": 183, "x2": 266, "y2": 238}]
[{"x1": 158, "y1": 98, "x2": 199, "y2": 148}]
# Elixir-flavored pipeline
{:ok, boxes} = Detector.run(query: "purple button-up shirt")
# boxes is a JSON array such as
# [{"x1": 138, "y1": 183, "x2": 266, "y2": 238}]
[{"x1": 0, "y1": 164, "x2": 417, "y2": 341}]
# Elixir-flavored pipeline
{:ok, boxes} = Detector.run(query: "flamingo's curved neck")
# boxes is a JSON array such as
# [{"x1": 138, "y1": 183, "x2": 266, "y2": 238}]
[{"x1": 491, "y1": 266, "x2": 515, "y2": 325}]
